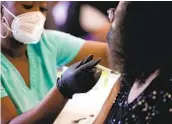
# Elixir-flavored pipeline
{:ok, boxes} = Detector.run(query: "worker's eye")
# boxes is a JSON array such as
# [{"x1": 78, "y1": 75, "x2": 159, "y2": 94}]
[
  {"x1": 40, "y1": 7, "x2": 48, "y2": 12},
  {"x1": 22, "y1": 5, "x2": 33, "y2": 9}
]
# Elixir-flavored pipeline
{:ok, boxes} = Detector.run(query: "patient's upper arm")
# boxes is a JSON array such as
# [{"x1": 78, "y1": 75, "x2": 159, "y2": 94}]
[
  {"x1": 1, "y1": 96, "x2": 18, "y2": 124},
  {"x1": 93, "y1": 78, "x2": 121, "y2": 124}
]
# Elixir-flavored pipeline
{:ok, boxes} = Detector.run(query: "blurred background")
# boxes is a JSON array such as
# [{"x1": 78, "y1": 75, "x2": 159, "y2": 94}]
[{"x1": 45, "y1": 1, "x2": 118, "y2": 42}]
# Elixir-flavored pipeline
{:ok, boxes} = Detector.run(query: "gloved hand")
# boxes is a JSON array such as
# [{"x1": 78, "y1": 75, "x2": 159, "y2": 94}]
[{"x1": 57, "y1": 55, "x2": 102, "y2": 98}]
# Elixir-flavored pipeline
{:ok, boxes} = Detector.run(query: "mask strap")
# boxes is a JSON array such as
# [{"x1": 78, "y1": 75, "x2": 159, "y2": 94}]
[
  {"x1": 2, "y1": 4, "x2": 16, "y2": 18},
  {"x1": 0, "y1": 4, "x2": 16, "y2": 39},
  {"x1": 2, "y1": 17, "x2": 13, "y2": 32},
  {"x1": 0, "y1": 17, "x2": 10, "y2": 39}
]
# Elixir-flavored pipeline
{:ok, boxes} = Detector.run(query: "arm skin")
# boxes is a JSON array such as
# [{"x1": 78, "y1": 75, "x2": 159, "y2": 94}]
[
  {"x1": 93, "y1": 78, "x2": 121, "y2": 124},
  {"x1": 1, "y1": 87, "x2": 68, "y2": 124},
  {"x1": 68, "y1": 41, "x2": 109, "y2": 68}
]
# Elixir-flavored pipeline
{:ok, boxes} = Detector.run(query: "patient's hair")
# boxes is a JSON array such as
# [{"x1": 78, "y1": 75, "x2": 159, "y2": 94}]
[{"x1": 107, "y1": 2, "x2": 172, "y2": 84}]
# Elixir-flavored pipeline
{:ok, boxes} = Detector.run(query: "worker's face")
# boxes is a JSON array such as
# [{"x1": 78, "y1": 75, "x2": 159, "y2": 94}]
[{"x1": 1, "y1": 1, "x2": 47, "y2": 38}]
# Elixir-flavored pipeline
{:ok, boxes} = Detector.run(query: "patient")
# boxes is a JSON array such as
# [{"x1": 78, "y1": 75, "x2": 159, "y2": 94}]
[{"x1": 95, "y1": 1, "x2": 172, "y2": 124}]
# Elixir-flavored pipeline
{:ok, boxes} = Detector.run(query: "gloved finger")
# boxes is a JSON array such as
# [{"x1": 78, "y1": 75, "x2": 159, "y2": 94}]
[
  {"x1": 89, "y1": 67, "x2": 97, "y2": 73},
  {"x1": 93, "y1": 71, "x2": 102, "y2": 83},
  {"x1": 89, "y1": 67, "x2": 102, "y2": 78},
  {"x1": 84, "y1": 58, "x2": 102, "y2": 69},
  {"x1": 89, "y1": 67, "x2": 102, "y2": 75},
  {"x1": 76, "y1": 67, "x2": 97, "y2": 78},
  {"x1": 76, "y1": 58, "x2": 101, "y2": 73},
  {"x1": 87, "y1": 58, "x2": 102, "y2": 69},
  {"x1": 76, "y1": 55, "x2": 94, "y2": 68},
  {"x1": 82, "y1": 55, "x2": 94, "y2": 64},
  {"x1": 84, "y1": 71, "x2": 102, "y2": 90}
]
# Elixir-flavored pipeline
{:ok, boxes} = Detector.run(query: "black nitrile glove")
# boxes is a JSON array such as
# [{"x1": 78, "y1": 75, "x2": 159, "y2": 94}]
[{"x1": 57, "y1": 55, "x2": 102, "y2": 99}]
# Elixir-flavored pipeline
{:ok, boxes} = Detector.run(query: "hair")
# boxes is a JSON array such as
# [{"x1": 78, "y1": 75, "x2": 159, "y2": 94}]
[{"x1": 107, "y1": 2, "x2": 172, "y2": 85}]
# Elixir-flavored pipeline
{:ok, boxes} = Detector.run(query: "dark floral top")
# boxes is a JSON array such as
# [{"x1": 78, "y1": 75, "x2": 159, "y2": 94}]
[{"x1": 104, "y1": 76, "x2": 172, "y2": 124}]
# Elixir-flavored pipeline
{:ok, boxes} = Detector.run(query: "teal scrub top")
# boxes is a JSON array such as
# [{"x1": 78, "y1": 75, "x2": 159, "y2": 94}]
[{"x1": 0, "y1": 30, "x2": 85, "y2": 114}]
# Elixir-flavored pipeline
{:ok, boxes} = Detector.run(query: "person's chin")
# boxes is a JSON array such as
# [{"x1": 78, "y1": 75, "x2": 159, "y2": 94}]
[{"x1": 9, "y1": 36, "x2": 25, "y2": 46}]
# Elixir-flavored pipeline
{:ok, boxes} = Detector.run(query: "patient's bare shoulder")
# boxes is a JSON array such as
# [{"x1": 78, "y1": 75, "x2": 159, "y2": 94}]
[{"x1": 93, "y1": 77, "x2": 121, "y2": 124}]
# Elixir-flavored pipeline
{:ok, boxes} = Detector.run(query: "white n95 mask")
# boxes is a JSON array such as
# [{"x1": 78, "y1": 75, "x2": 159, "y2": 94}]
[{"x1": 1, "y1": 4, "x2": 46, "y2": 44}]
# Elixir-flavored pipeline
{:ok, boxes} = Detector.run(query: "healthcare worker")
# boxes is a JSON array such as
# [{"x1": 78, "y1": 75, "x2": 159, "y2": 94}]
[{"x1": 0, "y1": 1, "x2": 109, "y2": 124}]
